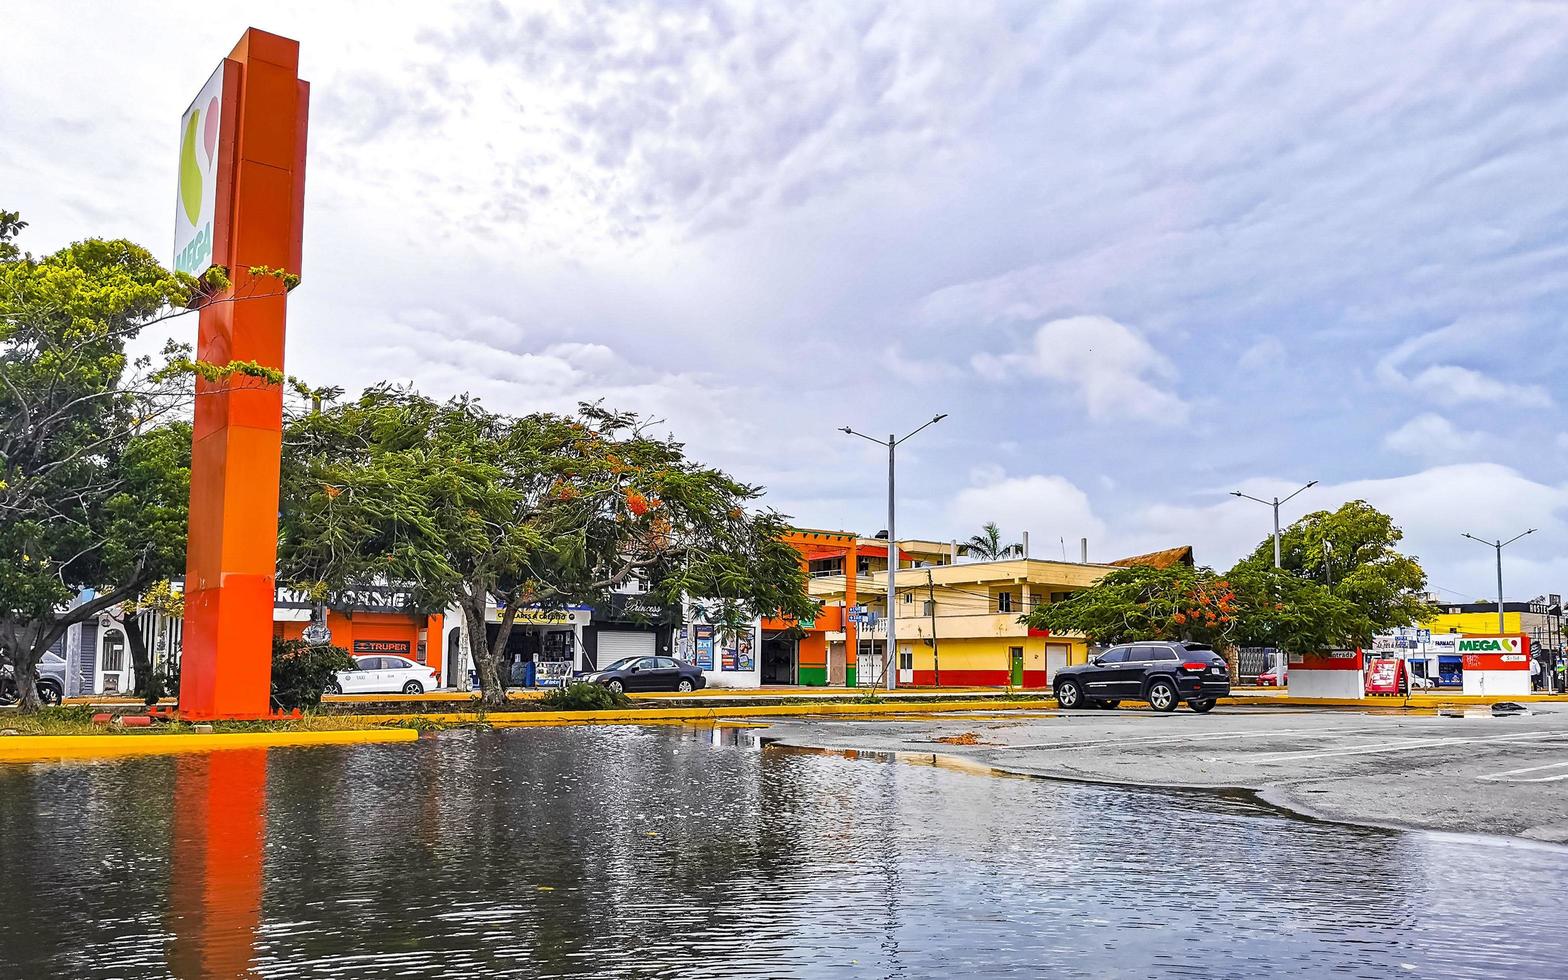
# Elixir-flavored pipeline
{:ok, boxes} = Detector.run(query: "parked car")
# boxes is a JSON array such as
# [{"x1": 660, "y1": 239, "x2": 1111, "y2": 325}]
[
  {"x1": 0, "y1": 652, "x2": 67, "y2": 706},
  {"x1": 1054, "y1": 641, "x2": 1230, "y2": 713},
  {"x1": 1256, "y1": 669, "x2": 1286, "y2": 687},
  {"x1": 1407, "y1": 669, "x2": 1435, "y2": 691},
  {"x1": 576, "y1": 656, "x2": 707, "y2": 694},
  {"x1": 327, "y1": 656, "x2": 439, "y2": 695}
]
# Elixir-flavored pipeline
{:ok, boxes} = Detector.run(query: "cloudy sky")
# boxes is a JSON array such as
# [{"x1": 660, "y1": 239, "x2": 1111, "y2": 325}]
[{"x1": 6, "y1": 1, "x2": 1568, "y2": 602}]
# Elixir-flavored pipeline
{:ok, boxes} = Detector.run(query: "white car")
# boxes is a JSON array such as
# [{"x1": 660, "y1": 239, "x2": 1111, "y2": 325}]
[{"x1": 328, "y1": 656, "x2": 439, "y2": 695}]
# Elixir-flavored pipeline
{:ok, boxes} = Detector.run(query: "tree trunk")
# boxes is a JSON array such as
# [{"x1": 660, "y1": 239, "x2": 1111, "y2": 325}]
[
  {"x1": 461, "y1": 590, "x2": 505, "y2": 708},
  {"x1": 123, "y1": 614, "x2": 162, "y2": 704},
  {"x1": 14, "y1": 621, "x2": 65, "y2": 713}
]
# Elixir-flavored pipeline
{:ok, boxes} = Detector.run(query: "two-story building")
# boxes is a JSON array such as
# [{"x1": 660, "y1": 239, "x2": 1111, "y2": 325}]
[{"x1": 810, "y1": 543, "x2": 1195, "y2": 689}]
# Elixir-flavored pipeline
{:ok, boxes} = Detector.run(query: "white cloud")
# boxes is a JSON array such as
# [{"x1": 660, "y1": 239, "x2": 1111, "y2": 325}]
[
  {"x1": 1236, "y1": 337, "x2": 1285, "y2": 373},
  {"x1": 1114, "y1": 465, "x2": 1568, "y2": 599},
  {"x1": 1410, "y1": 365, "x2": 1551, "y2": 408},
  {"x1": 948, "y1": 473, "x2": 1107, "y2": 552},
  {"x1": 1383, "y1": 413, "x2": 1489, "y2": 458},
  {"x1": 971, "y1": 315, "x2": 1189, "y2": 424},
  {"x1": 1374, "y1": 318, "x2": 1551, "y2": 409}
]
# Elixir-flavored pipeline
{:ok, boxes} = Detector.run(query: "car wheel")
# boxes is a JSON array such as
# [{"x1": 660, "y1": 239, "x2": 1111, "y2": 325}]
[
  {"x1": 607, "y1": 679, "x2": 625, "y2": 695},
  {"x1": 1055, "y1": 679, "x2": 1084, "y2": 709},
  {"x1": 677, "y1": 679, "x2": 694, "y2": 693},
  {"x1": 402, "y1": 680, "x2": 424, "y2": 695},
  {"x1": 1147, "y1": 679, "x2": 1178, "y2": 713},
  {"x1": 37, "y1": 682, "x2": 62, "y2": 706},
  {"x1": 1188, "y1": 698, "x2": 1216, "y2": 713},
  {"x1": 325, "y1": 680, "x2": 343, "y2": 696}
]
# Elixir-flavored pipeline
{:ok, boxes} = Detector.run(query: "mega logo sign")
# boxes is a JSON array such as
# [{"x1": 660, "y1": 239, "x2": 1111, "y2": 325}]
[
  {"x1": 1457, "y1": 637, "x2": 1523, "y2": 654},
  {"x1": 175, "y1": 64, "x2": 225, "y2": 275}
]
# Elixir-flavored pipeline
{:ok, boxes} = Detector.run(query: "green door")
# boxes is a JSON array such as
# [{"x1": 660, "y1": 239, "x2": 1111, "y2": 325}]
[{"x1": 1009, "y1": 647, "x2": 1024, "y2": 686}]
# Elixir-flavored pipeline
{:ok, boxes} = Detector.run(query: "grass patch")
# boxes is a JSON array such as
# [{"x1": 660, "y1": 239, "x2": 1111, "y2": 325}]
[{"x1": 0, "y1": 706, "x2": 431, "y2": 737}]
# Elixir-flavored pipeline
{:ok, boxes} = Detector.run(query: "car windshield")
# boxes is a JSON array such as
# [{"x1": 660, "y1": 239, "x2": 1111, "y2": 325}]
[{"x1": 602, "y1": 658, "x2": 641, "y2": 671}]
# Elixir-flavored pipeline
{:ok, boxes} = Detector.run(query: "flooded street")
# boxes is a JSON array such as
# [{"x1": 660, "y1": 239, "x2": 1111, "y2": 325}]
[{"x1": 1, "y1": 725, "x2": 1565, "y2": 979}]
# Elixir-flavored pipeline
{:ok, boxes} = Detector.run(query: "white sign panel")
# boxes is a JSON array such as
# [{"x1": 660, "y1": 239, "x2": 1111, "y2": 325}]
[{"x1": 175, "y1": 63, "x2": 225, "y2": 275}]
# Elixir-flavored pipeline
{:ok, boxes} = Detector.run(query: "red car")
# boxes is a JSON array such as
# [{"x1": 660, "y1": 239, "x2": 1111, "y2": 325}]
[{"x1": 1256, "y1": 670, "x2": 1286, "y2": 687}]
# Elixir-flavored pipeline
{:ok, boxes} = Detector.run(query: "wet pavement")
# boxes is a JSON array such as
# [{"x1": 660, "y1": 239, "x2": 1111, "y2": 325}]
[
  {"x1": 764, "y1": 704, "x2": 1568, "y2": 842},
  {"x1": 2, "y1": 725, "x2": 1566, "y2": 978}
]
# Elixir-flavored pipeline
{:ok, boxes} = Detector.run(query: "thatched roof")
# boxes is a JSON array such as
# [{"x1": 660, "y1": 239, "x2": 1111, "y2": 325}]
[{"x1": 1108, "y1": 545, "x2": 1195, "y2": 570}]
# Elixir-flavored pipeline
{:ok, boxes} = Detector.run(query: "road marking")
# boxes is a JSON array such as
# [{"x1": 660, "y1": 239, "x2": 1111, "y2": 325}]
[
  {"x1": 1478, "y1": 760, "x2": 1568, "y2": 783},
  {"x1": 1251, "y1": 729, "x2": 1568, "y2": 764},
  {"x1": 1001, "y1": 726, "x2": 1391, "y2": 752}
]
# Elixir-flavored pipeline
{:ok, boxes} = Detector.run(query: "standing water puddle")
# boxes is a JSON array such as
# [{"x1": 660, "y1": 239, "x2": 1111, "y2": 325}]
[{"x1": 1, "y1": 725, "x2": 1563, "y2": 978}]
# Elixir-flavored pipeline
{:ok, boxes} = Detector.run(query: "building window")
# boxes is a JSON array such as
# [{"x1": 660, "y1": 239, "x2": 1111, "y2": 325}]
[
  {"x1": 996, "y1": 591, "x2": 1013, "y2": 614},
  {"x1": 1050, "y1": 591, "x2": 1075, "y2": 603},
  {"x1": 899, "y1": 646, "x2": 913, "y2": 670},
  {"x1": 903, "y1": 591, "x2": 913, "y2": 604},
  {"x1": 857, "y1": 557, "x2": 871, "y2": 574},
  {"x1": 922, "y1": 600, "x2": 935, "y2": 616}
]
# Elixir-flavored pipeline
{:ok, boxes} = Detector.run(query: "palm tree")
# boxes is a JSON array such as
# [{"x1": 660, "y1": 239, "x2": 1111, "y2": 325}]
[{"x1": 964, "y1": 522, "x2": 1024, "y2": 560}]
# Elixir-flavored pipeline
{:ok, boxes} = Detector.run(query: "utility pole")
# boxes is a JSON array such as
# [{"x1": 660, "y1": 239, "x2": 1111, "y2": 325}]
[
  {"x1": 841, "y1": 414, "x2": 947, "y2": 691},
  {"x1": 1462, "y1": 529, "x2": 1537, "y2": 633},
  {"x1": 1229, "y1": 479, "x2": 1317, "y2": 570},
  {"x1": 927, "y1": 568, "x2": 941, "y2": 687}
]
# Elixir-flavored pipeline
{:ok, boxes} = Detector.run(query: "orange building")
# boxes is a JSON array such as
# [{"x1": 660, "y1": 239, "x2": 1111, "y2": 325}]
[{"x1": 272, "y1": 586, "x2": 443, "y2": 674}]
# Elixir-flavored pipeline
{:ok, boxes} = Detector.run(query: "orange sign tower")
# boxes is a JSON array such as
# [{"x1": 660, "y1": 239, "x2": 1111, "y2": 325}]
[{"x1": 178, "y1": 29, "x2": 309, "y2": 720}]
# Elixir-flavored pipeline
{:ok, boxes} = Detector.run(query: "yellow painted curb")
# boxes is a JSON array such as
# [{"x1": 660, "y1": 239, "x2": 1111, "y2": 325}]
[
  {"x1": 346, "y1": 699, "x2": 1059, "y2": 728},
  {"x1": 0, "y1": 728, "x2": 419, "y2": 763}
]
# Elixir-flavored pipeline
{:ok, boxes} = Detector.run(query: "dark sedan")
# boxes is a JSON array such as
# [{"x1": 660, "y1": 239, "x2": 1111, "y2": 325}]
[{"x1": 576, "y1": 656, "x2": 707, "y2": 694}]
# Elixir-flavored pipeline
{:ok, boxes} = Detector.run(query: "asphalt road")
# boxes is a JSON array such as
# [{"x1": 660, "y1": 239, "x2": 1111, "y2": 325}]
[{"x1": 761, "y1": 703, "x2": 1568, "y2": 842}]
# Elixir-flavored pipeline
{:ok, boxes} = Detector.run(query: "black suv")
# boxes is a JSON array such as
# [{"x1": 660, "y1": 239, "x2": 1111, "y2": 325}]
[{"x1": 1054, "y1": 641, "x2": 1229, "y2": 713}]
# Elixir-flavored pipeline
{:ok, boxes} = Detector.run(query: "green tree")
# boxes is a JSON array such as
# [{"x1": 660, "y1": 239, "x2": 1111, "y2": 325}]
[
  {"x1": 964, "y1": 522, "x2": 1023, "y2": 560},
  {"x1": 1229, "y1": 500, "x2": 1436, "y2": 648},
  {"x1": 1024, "y1": 564, "x2": 1239, "y2": 647},
  {"x1": 279, "y1": 389, "x2": 816, "y2": 706},
  {"x1": 0, "y1": 216, "x2": 200, "y2": 710}
]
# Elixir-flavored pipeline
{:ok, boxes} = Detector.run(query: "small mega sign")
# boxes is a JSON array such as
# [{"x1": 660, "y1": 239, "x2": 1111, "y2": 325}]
[
  {"x1": 1458, "y1": 635, "x2": 1530, "y2": 670},
  {"x1": 174, "y1": 63, "x2": 226, "y2": 274}
]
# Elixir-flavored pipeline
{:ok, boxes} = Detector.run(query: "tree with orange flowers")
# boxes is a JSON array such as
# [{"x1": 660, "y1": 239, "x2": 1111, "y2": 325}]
[{"x1": 281, "y1": 391, "x2": 815, "y2": 706}]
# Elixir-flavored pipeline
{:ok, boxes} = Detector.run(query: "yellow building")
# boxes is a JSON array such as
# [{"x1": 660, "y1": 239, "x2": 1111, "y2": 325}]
[{"x1": 811, "y1": 544, "x2": 1193, "y2": 688}]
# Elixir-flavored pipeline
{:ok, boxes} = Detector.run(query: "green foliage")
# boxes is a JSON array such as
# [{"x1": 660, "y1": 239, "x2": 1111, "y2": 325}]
[
  {"x1": 1026, "y1": 564, "x2": 1239, "y2": 647},
  {"x1": 246, "y1": 264, "x2": 301, "y2": 290},
  {"x1": 0, "y1": 215, "x2": 204, "y2": 707},
  {"x1": 271, "y1": 638, "x2": 355, "y2": 712},
  {"x1": 279, "y1": 388, "x2": 816, "y2": 706},
  {"x1": 537, "y1": 682, "x2": 632, "y2": 711},
  {"x1": 1230, "y1": 500, "x2": 1437, "y2": 648},
  {"x1": 1031, "y1": 501, "x2": 1436, "y2": 654},
  {"x1": 964, "y1": 522, "x2": 1023, "y2": 561}
]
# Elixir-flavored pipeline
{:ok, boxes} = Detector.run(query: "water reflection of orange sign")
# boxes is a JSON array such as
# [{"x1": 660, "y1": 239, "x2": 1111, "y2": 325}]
[
  {"x1": 169, "y1": 748, "x2": 267, "y2": 978},
  {"x1": 1365, "y1": 658, "x2": 1404, "y2": 695}
]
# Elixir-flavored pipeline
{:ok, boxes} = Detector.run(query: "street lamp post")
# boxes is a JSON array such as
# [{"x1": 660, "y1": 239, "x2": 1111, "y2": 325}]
[
  {"x1": 1461, "y1": 529, "x2": 1537, "y2": 634},
  {"x1": 1230, "y1": 480, "x2": 1317, "y2": 685},
  {"x1": 1229, "y1": 479, "x2": 1317, "y2": 570},
  {"x1": 841, "y1": 414, "x2": 947, "y2": 691}
]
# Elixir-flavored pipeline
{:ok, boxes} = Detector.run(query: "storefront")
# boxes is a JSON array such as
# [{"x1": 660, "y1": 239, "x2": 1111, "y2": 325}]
[
  {"x1": 583, "y1": 592, "x2": 681, "y2": 672},
  {"x1": 678, "y1": 602, "x2": 761, "y2": 688}
]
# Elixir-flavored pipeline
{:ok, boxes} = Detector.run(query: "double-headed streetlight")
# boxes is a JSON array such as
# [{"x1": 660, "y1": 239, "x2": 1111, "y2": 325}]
[
  {"x1": 1461, "y1": 529, "x2": 1536, "y2": 633},
  {"x1": 841, "y1": 414, "x2": 947, "y2": 691},
  {"x1": 1229, "y1": 479, "x2": 1317, "y2": 564}
]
